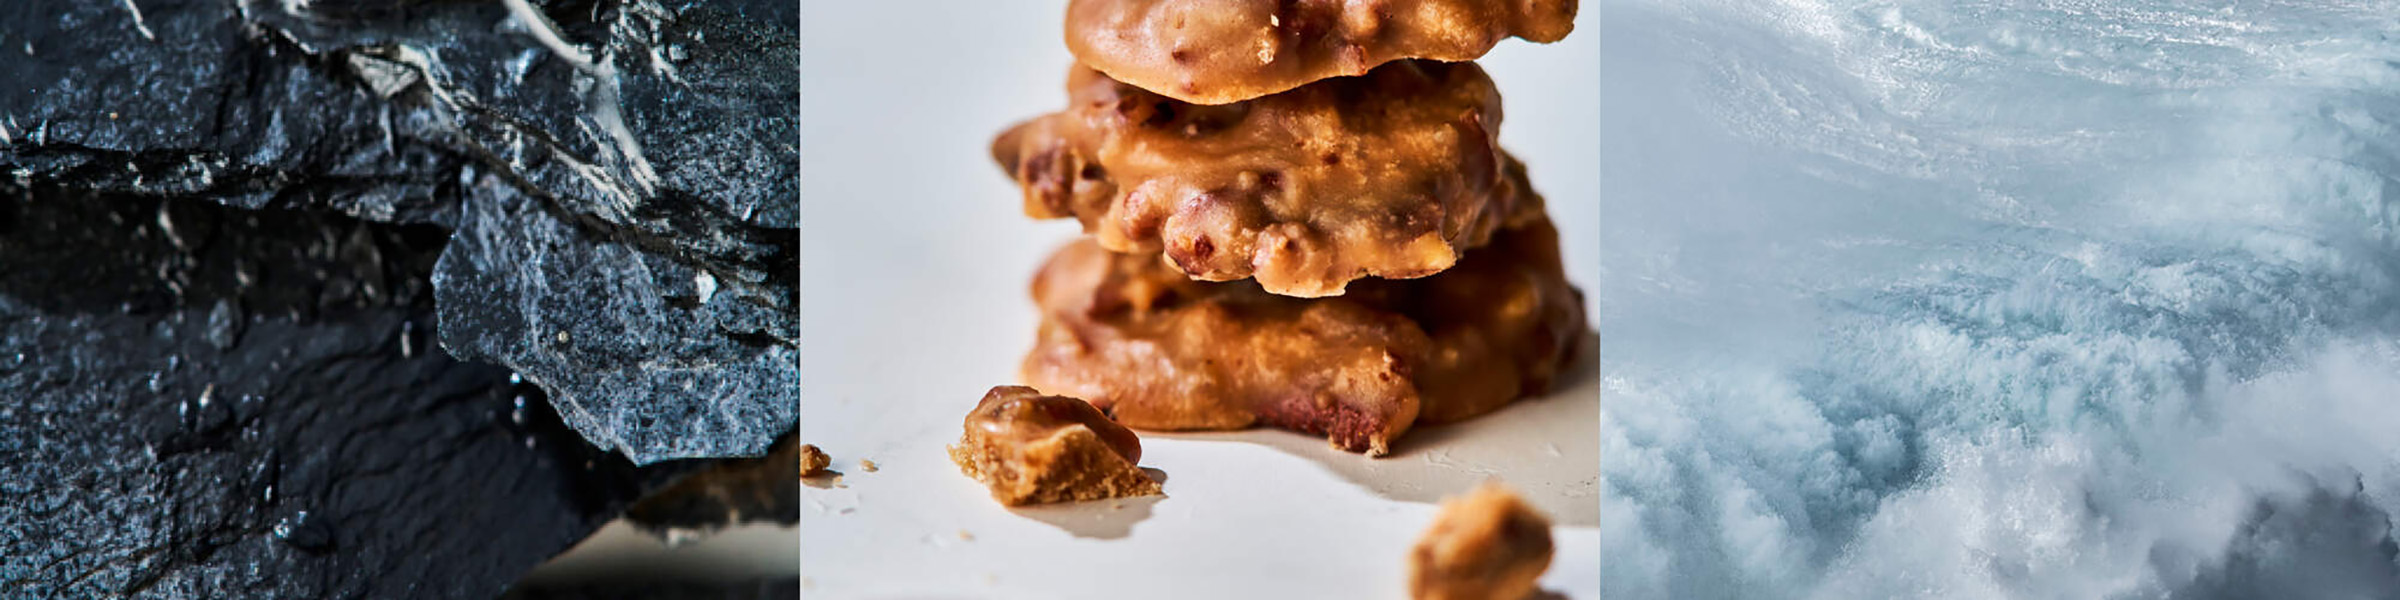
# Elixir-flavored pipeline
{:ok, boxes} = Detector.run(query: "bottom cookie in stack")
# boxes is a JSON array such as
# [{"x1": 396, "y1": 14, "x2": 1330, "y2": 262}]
[{"x1": 1021, "y1": 217, "x2": 1585, "y2": 456}]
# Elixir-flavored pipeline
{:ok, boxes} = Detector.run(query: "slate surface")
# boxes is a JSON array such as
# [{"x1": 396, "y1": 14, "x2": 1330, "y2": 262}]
[
  {"x1": 0, "y1": 189, "x2": 708, "y2": 598},
  {"x1": 0, "y1": 0, "x2": 799, "y2": 464},
  {"x1": 0, "y1": 0, "x2": 797, "y2": 595}
]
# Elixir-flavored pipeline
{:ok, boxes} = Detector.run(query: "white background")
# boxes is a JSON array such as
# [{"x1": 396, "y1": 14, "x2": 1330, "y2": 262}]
[{"x1": 800, "y1": 2, "x2": 1599, "y2": 597}]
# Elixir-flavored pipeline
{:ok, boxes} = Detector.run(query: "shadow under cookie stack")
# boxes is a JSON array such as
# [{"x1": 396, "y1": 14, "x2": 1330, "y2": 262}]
[{"x1": 993, "y1": 0, "x2": 1586, "y2": 457}]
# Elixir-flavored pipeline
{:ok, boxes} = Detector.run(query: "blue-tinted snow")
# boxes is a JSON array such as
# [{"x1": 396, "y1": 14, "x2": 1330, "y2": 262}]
[{"x1": 1601, "y1": 2, "x2": 2400, "y2": 597}]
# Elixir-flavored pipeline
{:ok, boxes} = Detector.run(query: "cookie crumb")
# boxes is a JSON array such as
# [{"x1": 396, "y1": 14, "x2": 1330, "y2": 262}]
[
  {"x1": 798, "y1": 444, "x2": 831, "y2": 477},
  {"x1": 860, "y1": 458, "x2": 880, "y2": 472},
  {"x1": 1409, "y1": 483, "x2": 1554, "y2": 600}
]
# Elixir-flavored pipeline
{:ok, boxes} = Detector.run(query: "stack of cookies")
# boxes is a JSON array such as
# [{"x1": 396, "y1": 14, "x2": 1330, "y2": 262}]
[{"x1": 992, "y1": 0, "x2": 1585, "y2": 457}]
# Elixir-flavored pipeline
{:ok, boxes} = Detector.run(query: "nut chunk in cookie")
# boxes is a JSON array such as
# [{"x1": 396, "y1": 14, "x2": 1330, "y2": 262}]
[
  {"x1": 948, "y1": 386, "x2": 1162, "y2": 506},
  {"x1": 1410, "y1": 483, "x2": 1554, "y2": 600},
  {"x1": 994, "y1": 60, "x2": 1540, "y2": 298},
  {"x1": 1066, "y1": 0, "x2": 1579, "y2": 105}
]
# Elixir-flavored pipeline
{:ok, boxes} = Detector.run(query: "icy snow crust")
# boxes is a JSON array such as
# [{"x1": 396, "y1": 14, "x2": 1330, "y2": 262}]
[{"x1": 1601, "y1": 1, "x2": 2400, "y2": 597}]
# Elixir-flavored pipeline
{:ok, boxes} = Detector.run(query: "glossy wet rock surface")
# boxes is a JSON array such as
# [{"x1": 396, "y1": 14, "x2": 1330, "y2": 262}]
[
  {"x1": 0, "y1": 191, "x2": 710, "y2": 597},
  {"x1": 0, "y1": 0, "x2": 795, "y2": 595},
  {"x1": 0, "y1": 0, "x2": 798, "y2": 463}
]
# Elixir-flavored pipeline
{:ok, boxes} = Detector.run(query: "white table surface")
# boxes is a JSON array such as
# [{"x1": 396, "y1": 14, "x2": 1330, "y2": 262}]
[{"x1": 799, "y1": 3, "x2": 1600, "y2": 598}]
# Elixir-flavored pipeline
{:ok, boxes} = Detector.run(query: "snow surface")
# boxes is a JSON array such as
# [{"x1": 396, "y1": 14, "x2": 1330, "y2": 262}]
[{"x1": 1600, "y1": 1, "x2": 2400, "y2": 597}]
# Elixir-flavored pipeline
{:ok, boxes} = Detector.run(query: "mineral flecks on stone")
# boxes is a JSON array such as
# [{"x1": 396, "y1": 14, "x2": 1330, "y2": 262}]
[
  {"x1": 0, "y1": 0, "x2": 798, "y2": 463},
  {"x1": 437, "y1": 172, "x2": 796, "y2": 463},
  {"x1": 0, "y1": 189, "x2": 709, "y2": 598}
]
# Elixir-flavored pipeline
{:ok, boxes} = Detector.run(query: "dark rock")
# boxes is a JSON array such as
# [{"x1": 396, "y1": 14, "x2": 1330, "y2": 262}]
[
  {"x1": 437, "y1": 175, "x2": 798, "y2": 466},
  {"x1": 270, "y1": 511, "x2": 332, "y2": 554},
  {"x1": 0, "y1": 0, "x2": 798, "y2": 463},
  {"x1": 0, "y1": 188, "x2": 707, "y2": 598}
]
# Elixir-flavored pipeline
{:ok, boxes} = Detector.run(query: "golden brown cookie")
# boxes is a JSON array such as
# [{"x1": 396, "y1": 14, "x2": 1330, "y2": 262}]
[
  {"x1": 1022, "y1": 217, "x2": 1584, "y2": 456},
  {"x1": 948, "y1": 386, "x2": 1162, "y2": 506},
  {"x1": 994, "y1": 60, "x2": 1539, "y2": 298},
  {"x1": 1065, "y1": 0, "x2": 1578, "y2": 105},
  {"x1": 1410, "y1": 483, "x2": 1555, "y2": 600}
]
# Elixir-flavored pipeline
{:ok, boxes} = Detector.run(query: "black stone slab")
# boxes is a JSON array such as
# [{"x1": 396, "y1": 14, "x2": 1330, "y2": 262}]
[
  {"x1": 0, "y1": 0, "x2": 798, "y2": 464},
  {"x1": 0, "y1": 188, "x2": 711, "y2": 598}
]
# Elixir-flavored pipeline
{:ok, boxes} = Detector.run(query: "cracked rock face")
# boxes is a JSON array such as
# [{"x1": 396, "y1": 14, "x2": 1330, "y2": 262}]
[
  {"x1": 0, "y1": 0, "x2": 794, "y2": 594},
  {"x1": 0, "y1": 0, "x2": 798, "y2": 463},
  {"x1": 0, "y1": 190, "x2": 708, "y2": 598}
]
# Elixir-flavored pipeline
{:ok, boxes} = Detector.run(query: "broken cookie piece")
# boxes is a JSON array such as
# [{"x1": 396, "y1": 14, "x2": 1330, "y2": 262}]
[
  {"x1": 1065, "y1": 0, "x2": 1578, "y2": 105},
  {"x1": 994, "y1": 60, "x2": 1540, "y2": 297},
  {"x1": 1023, "y1": 217, "x2": 1584, "y2": 456},
  {"x1": 1410, "y1": 483, "x2": 1555, "y2": 600},
  {"x1": 798, "y1": 444, "x2": 831, "y2": 477},
  {"x1": 949, "y1": 386, "x2": 1163, "y2": 506}
]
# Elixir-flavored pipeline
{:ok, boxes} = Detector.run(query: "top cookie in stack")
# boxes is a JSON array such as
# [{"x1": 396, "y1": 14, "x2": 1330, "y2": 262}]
[
  {"x1": 992, "y1": 0, "x2": 1582, "y2": 456},
  {"x1": 1066, "y1": 0, "x2": 1577, "y2": 105}
]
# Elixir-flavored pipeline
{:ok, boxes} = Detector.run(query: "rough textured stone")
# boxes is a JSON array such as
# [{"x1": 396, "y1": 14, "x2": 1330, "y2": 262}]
[
  {"x1": 0, "y1": 0, "x2": 798, "y2": 463},
  {"x1": 0, "y1": 0, "x2": 795, "y2": 594},
  {"x1": 0, "y1": 188, "x2": 706, "y2": 598}
]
